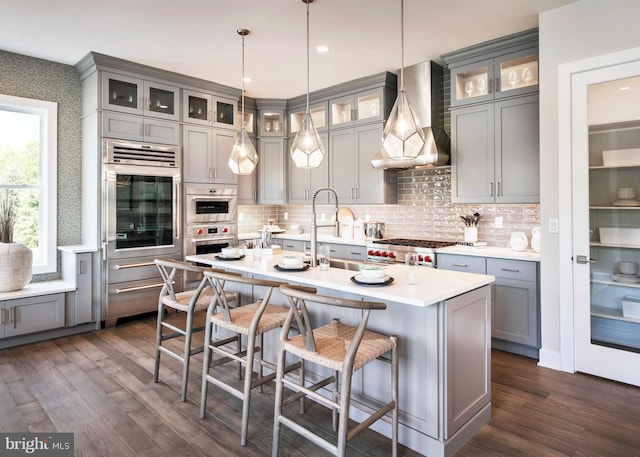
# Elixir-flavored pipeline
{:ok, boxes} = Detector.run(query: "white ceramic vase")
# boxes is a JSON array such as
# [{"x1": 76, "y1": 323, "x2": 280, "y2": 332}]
[
  {"x1": 531, "y1": 227, "x2": 541, "y2": 253},
  {"x1": 0, "y1": 243, "x2": 33, "y2": 292}
]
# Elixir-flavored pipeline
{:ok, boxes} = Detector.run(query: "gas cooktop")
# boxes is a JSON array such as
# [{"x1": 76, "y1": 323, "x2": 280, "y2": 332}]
[{"x1": 370, "y1": 238, "x2": 456, "y2": 249}]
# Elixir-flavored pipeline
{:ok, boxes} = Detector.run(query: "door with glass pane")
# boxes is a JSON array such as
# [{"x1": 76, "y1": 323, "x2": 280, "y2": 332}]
[{"x1": 572, "y1": 60, "x2": 640, "y2": 387}]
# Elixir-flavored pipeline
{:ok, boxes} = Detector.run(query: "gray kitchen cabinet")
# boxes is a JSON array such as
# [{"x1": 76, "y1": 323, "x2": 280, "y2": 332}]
[
  {"x1": 321, "y1": 242, "x2": 367, "y2": 262},
  {"x1": 487, "y1": 258, "x2": 539, "y2": 355},
  {"x1": 182, "y1": 89, "x2": 239, "y2": 129},
  {"x1": 60, "y1": 248, "x2": 94, "y2": 326},
  {"x1": 329, "y1": 123, "x2": 397, "y2": 204},
  {"x1": 437, "y1": 252, "x2": 540, "y2": 358},
  {"x1": 102, "y1": 111, "x2": 180, "y2": 145},
  {"x1": 236, "y1": 137, "x2": 258, "y2": 204},
  {"x1": 277, "y1": 238, "x2": 307, "y2": 253},
  {"x1": 443, "y1": 29, "x2": 539, "y2": 108},
  {"x1": 288, "y1": 101, "x2": 328, "y2": 136},
  {"x1": 258, "y1": 137, "x2": 286, "y2": 204},
  {"x1": 451, "y1": 94, "x2": 539, "y2": 204},
  {"x1": 183, "y1": 124, "x2": 238, "y2": 185},
  {"x1": 0, "y1": 294, "x2": 65, "y2": 339},
  {"x1": 288, "y1": 132, "x2": 329, "y2": 204},
  {"x1": 101, "y1": 71, "x2": 180, "y2": 121},
  {"x1": 329, "y1": 87, "x2": 385, "y2": 128}
]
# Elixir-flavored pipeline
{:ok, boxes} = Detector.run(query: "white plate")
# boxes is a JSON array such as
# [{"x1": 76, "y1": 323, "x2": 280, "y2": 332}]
[
  {"x1": 354, "y1": 274, "x2": 389, "y2": 284},
  {"x1": 218, "y1": 254, "x2": 243, "y2": 260},
  {"x1": 613, "y1": 275, "x2": 640, "y2": 284}
]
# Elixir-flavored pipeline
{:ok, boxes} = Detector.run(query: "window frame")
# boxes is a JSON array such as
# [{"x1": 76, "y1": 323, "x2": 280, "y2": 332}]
[{"x1": 0, "y1": 94, "x2": 57, "y2": 275}]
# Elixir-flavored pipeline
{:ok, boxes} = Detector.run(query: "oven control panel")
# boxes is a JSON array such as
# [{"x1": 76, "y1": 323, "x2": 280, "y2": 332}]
[
  {"x1": 186, "y1": 224, "x2": 236, "y2": 239},
  {"x1": 367, "y1": 248, "x2": 398, "y2": 262},
  {"x1": 366, "y1": 248, "x2": 434, "y2": 266}
]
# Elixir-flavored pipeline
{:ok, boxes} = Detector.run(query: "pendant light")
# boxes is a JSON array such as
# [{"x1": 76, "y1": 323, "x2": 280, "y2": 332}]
[
  {"x1": 381, "y1": 0, "x2": 425, "y2": 160},
  {"x1": 228, "y1": 28, "x2": 258, "y2": 175},
  {"x1": 290, "y1": 0, "x2": 325, "y2": 169}
]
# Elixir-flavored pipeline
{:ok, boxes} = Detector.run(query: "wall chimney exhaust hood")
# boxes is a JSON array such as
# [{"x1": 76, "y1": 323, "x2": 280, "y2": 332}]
[{"x1": 371, "y1": 61, "x2": 450, "y2": 169}]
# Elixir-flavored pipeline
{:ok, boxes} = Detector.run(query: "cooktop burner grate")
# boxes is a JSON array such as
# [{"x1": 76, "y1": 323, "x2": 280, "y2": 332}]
[{"x1": 371, "y1": 238, "x2": 456, "y2": 249}]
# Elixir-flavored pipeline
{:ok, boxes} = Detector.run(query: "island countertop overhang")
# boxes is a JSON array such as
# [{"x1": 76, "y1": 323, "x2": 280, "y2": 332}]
[{"x1": 186, "y1": 251, "x2": 494, "y2": 307}]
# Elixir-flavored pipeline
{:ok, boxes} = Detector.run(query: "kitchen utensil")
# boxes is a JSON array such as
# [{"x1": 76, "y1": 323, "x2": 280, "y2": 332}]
[{"x1": 363, "y1": 222, "x2": 385, "y2": 240}]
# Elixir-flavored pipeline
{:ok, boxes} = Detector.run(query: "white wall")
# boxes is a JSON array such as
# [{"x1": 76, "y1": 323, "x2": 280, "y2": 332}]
[{"x1": 539, "y1": 0, "x2": 640, "y2": 369}]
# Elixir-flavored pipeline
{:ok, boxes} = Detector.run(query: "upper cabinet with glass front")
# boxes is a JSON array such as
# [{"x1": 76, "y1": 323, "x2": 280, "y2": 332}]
[
  {"x1": 329, "y1": 87, "x2": 385, "y2": 128},
  {"x1": 182, "y1": 89, "x2": 238, "y2": 129},
  {"x1": 258, "y1": 107, "x2": 285, "y2": 137},
  {"x1": 289, "y1": 101, "x2": 328, "y2": 135},
  {"x1": 102, "y1": 72, "x2": 180, "y2": 121},
  {"x1": 444, "y1": 29, "x2": 539, "y2": 108}
]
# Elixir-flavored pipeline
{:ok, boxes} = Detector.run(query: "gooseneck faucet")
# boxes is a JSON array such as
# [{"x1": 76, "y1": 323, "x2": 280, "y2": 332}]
[{"x1": 310, "y1": 187, "x2": 339, "y2": 267}]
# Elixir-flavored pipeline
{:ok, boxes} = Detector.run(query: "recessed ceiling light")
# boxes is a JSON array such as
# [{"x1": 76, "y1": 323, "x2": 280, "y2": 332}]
[
  {"x1": 316, "y1": 45, "x2": 330, "y2": 53},
  {"x1": 243, "y1": 76, "x2": 253, "y2": 83},
  {"x1": 619, "y1": 86, "x2": 631, "y2": 91}
]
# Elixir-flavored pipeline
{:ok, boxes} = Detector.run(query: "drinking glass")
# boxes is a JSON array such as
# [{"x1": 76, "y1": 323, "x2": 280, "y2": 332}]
[
  {"x1": 319, "y1": 245, "x2": 330, "y2": 271},
  {"x1": 405, "y1": 253, "x2": 419, "y2": 285},
  {"x1": 464, "y1": 80, "x2": 475, "y2": 97},
  {"x1": 522, "y1": 67, "x2": 533, "y2": 84},
  {"x1": 265, "y1": 121, "x2": 271, "y2": 132},
  {"x1": 476, "y1": 78, "x2": 486, "y2": 95},
  {"x1": 508, "y1": 70, "x2": 519, "y2": 87},
  {"x1": 252, "y1": 239, "x2": 263, "y2": 260}
]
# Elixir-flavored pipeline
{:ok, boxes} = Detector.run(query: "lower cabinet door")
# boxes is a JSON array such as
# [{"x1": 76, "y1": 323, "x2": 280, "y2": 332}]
[
  {"x1": 492, "y1": 277, "x2": 538, "y2": 346},
  {"x1": 3, "y1": 293, "x2": 65, "y2": 338}
]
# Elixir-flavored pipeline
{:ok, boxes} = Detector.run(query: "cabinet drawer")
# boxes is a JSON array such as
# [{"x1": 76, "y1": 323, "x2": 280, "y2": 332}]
[
  {"x1": 487, "y1": 258, "x2": 537, "y2": 281},
  {"x1": 437, "y1": 254, "x2": 485, "y2": 274},
  {"x1": 328, "y1": 243, "x2": 367, "y2": 261}
]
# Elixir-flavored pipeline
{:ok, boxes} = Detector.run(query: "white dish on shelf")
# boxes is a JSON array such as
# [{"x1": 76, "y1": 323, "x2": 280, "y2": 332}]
[
  {"x1": 612, "y1": 274, "x2": 640, "y2": 284},
  {"x1": 612, "y1": 200, "x2": 640, "y2": 207}
]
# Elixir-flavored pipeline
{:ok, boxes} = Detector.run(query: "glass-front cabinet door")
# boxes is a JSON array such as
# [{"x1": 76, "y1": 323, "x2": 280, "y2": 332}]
[
  {"x1": 214, "y1": 97, "x2": 237, "y2": 129},
  {"x1": 259, "y1": 109, "x2": 283, "y2": 137},
  {"x1": 451, "y1": 50, "x2": 538, "y2": 107},
  {"x1": 289, "y1": 102, "x2": 327, "y2": 135},
  {"x1": 330, "y1": 88, "x2": 384, "y2": 128},
  {"x1": 183, "y1": 90, "x2": 212, "y2": 126},
  {"x1": 572, "y1": 58, "x2": 640, "y2": 387},
  {"x1": 102, "y1": 71, "x2": 179, "y2": 121}
]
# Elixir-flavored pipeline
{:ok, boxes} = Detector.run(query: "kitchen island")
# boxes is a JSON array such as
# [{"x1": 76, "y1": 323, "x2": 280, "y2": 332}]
[{"x1": 187, "y1": 251, "x2": 494, "y2": 457}]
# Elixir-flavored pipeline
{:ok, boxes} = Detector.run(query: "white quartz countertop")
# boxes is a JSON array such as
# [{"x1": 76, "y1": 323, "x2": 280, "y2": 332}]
[
  {"x1": 436, "y1": 245, "x2": 541, "y2": 262},
  {"x1": 186, "y1": 251, "x2": 494, "y2": 308}
]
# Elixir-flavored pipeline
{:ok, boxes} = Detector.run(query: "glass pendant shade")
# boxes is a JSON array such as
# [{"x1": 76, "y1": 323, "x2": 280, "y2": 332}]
[
  {"x1": 291, "y1": 112, "x2": 325, "y2": 168},
  {"x1": 228, "y1": 127, "x2": 258, "y2": 174},
  {"x1": 382, "y1": 89, "x2": 426, "y2": 159}
]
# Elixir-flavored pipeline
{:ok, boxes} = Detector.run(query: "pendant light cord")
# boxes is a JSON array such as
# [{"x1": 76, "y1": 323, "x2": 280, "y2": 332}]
[
  {"x1": 306, "y1": 0, "x2": 310, "y2": 111},
  {"x1": 400, "y1": 0, "x2": 404, "y2": 90},
  {"x1": 241, "y1": 32, "x2": 245, "y2": 120}
]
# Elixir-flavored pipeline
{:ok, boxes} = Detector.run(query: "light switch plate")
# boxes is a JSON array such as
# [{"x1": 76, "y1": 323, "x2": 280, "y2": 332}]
[{"x1": 549, "y1": 218, "x2": 559, "y2": 233}]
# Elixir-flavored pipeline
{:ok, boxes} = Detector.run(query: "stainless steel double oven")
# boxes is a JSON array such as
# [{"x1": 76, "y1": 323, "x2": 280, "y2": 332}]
[
  {"x1": 184, "y1": 185, "x2": 238, "y2": 288},
  {"x1": 102, "y1": 139, "x2": 182, "y2": 326}
]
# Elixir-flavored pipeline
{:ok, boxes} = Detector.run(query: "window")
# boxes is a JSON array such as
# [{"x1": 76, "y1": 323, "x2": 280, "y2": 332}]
[{"x1": 0, "y1": 94, "x2": 57, "y2": 275}]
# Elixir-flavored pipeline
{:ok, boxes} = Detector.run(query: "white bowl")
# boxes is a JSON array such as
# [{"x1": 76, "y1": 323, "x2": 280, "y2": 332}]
[
  {"x1": 359, "y1": 265, "x2": 386, "y2": 279},
  {"x1": 282, "y1": 255, "x2": 304, "y2": 267},
  {"x1": 221, "y1": 247, "x2": 239, "y2": 257},
  {"x1": 619, "y1": 261, "x2": 638, "y2": 276},
  {"x1": 289, "y1": 224, "x2": 300, "y2": 231}
]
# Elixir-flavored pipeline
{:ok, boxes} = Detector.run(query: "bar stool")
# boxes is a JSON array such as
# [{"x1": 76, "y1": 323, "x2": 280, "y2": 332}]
[
  {"x1": 199, "y1": 270, "x2": 300, "y2": 446},
  {"x1": 273, "y1": 284, "x2": 398, "y2": 457},
  {"x1": 154, "y1": 259, "x2": 240, "y2": 402}
]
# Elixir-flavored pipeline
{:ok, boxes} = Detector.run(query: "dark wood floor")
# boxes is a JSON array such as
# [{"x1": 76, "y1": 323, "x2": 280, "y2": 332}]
[{"x1": 1, "y1": 311, "x2": 639, "y2": 457}]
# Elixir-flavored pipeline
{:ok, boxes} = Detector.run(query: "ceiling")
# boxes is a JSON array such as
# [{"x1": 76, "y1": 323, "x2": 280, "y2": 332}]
[{"x1": 0, "y1": 0, "x2": 576, "y2": 99}]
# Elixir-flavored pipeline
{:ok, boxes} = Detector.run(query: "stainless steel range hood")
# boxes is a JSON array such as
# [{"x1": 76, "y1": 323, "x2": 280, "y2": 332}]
[{"x1": 371, "y1": 61, "x2": 450, "y2": 169}]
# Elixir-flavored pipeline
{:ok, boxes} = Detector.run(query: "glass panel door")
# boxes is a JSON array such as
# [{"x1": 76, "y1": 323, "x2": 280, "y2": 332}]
[
  {"x1": 572, "y1": 59, "x2": 640, "y2": 387},
  {"x1": 497, "y1": 53, "x2": 538, "y2": 93}
]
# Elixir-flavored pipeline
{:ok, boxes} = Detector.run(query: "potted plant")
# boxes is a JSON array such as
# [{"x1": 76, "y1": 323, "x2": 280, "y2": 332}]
[{"x1": 0, "y1": 190, "x2": 32, "y2": 292}]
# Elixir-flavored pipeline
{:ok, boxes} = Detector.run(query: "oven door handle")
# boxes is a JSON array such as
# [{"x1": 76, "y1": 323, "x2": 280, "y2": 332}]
[
  {"x1": 191, "y1": 196, "x2": 231, "y2": 201},
  {"x1": 190, "y1": 237, "x2": 235, "y2": 245}
]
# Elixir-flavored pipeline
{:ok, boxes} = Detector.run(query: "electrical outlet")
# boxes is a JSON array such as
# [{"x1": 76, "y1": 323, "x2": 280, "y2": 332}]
[
  {"x1": 549, "y1": 218, "x2": 559, "y2": 233},
  {"x1": 284, "y1": 212, "x2": 288, "y2": 220},
  {"x1": 495, "y1": 216, "x2": 503, "y2": 228}
]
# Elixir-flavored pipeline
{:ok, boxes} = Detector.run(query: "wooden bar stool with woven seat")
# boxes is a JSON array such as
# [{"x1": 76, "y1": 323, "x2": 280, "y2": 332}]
[
  {"x1": 199, "y1": 270, "x2": 301, "y2": 446},
  {"x1": 154, "y1": 259, "x2": 240, "y2": 402},
  {"x1": 273, "y1": 284, "x2": 399, "y2": 457}
]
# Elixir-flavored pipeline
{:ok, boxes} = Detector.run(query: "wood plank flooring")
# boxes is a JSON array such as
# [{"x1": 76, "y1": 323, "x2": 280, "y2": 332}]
[{"x1": 0, "y1": 311, "x2": 639, "y2": 456}]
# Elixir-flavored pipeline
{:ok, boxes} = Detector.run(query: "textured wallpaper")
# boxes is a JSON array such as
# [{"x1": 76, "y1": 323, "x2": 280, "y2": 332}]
[{"x1": 0, "y1": 50, "x2": 82, "y2": 281}]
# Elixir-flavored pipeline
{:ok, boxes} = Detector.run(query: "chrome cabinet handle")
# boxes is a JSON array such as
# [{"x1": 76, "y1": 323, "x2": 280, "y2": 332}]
[
  {"x1": 495, "y1": 78, "x2": 500, "y2": 93},
  {"x1": 576, "y1": 255, "x2": 598, "y2": 264},
  {"x1": 10, "y1": 307, "x2": 15, "y2": 327},
  {"x1": 452, "y1": 263, "x2": 468, "y2": 267},
  {"x1": 490, "y1": 182, "x2": 494, "y2": 197},
  {"x1": 115, "y1": 283, "x2": 164, "y2": 294},
  {"x1": 488, "y1": 79, "x2": 493, "y2": 94},
  {"x1": 116, "y1": 261, "x2": 156, "y2": 269},
  {"x1": 501, "y1": 268, "x2": 520, "y2": 273},
  {"x1": 497, "y1": 182, "x2": 501, "y2": 196}
]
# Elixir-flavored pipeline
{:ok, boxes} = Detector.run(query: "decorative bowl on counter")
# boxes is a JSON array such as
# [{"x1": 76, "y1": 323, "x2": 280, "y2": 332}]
[
  {"x1": 359, "y1": 264, "x2": 386, "y2": 279},
  {"x1": 282, "y1": 255, "x2": 304, "y2": 268},
  {"x1": 221, "y1": 247, "x2": 240, "y2": 257}
]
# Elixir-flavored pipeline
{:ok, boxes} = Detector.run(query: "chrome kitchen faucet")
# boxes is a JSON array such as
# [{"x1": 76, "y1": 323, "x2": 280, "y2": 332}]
[{"x1": 310, "y1": 187, "x2": 339, "y2": 267}]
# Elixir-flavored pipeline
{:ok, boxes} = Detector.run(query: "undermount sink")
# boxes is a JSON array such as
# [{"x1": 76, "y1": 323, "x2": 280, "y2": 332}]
[{"x1": 328, "y1": 259, "x2": 365, "y2": 272}]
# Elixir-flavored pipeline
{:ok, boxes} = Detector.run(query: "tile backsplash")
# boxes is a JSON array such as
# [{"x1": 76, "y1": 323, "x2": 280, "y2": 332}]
[{"x1": 239, "y1": 167, "x2": 539, "y2": 248}]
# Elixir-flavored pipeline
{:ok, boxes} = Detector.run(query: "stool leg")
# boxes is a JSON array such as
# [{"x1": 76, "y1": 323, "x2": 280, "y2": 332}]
[
  {"x1": 391, "y1": 337, "x2": 399, "y2": 457},
  {"x1": 337, "y1": 371, "x2": 353, "y2": 457},
  {"x1": 240, "y1": 331, "x2": 257, "y2": 447},
  {"x1": 153, "y1": 301, "x2": 164, "y2": 383},
  {"x1": 332, "y1": 369, "x2": 339, "y2": 431},
  {"x1": 272, "y1": 341, "x2": 286, "y2": 457},
  {"x1": 200, "y1": 312, "x2": 214, "y2": 419},
  {"x1": 181, "y1": 307, "x2": 194, "y2": 402}
]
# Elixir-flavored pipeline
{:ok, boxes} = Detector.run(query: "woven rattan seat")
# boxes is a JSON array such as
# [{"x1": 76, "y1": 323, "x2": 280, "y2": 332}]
[
  {"x1": 200, "y1": 270, "x2": 299, "y2": 447},
  {"x1": 154, "y1": 259, "x2": 240, "y2": 402},
  {"x1": 273, "y1": 284, "x2": 398, "y2": 457}
]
